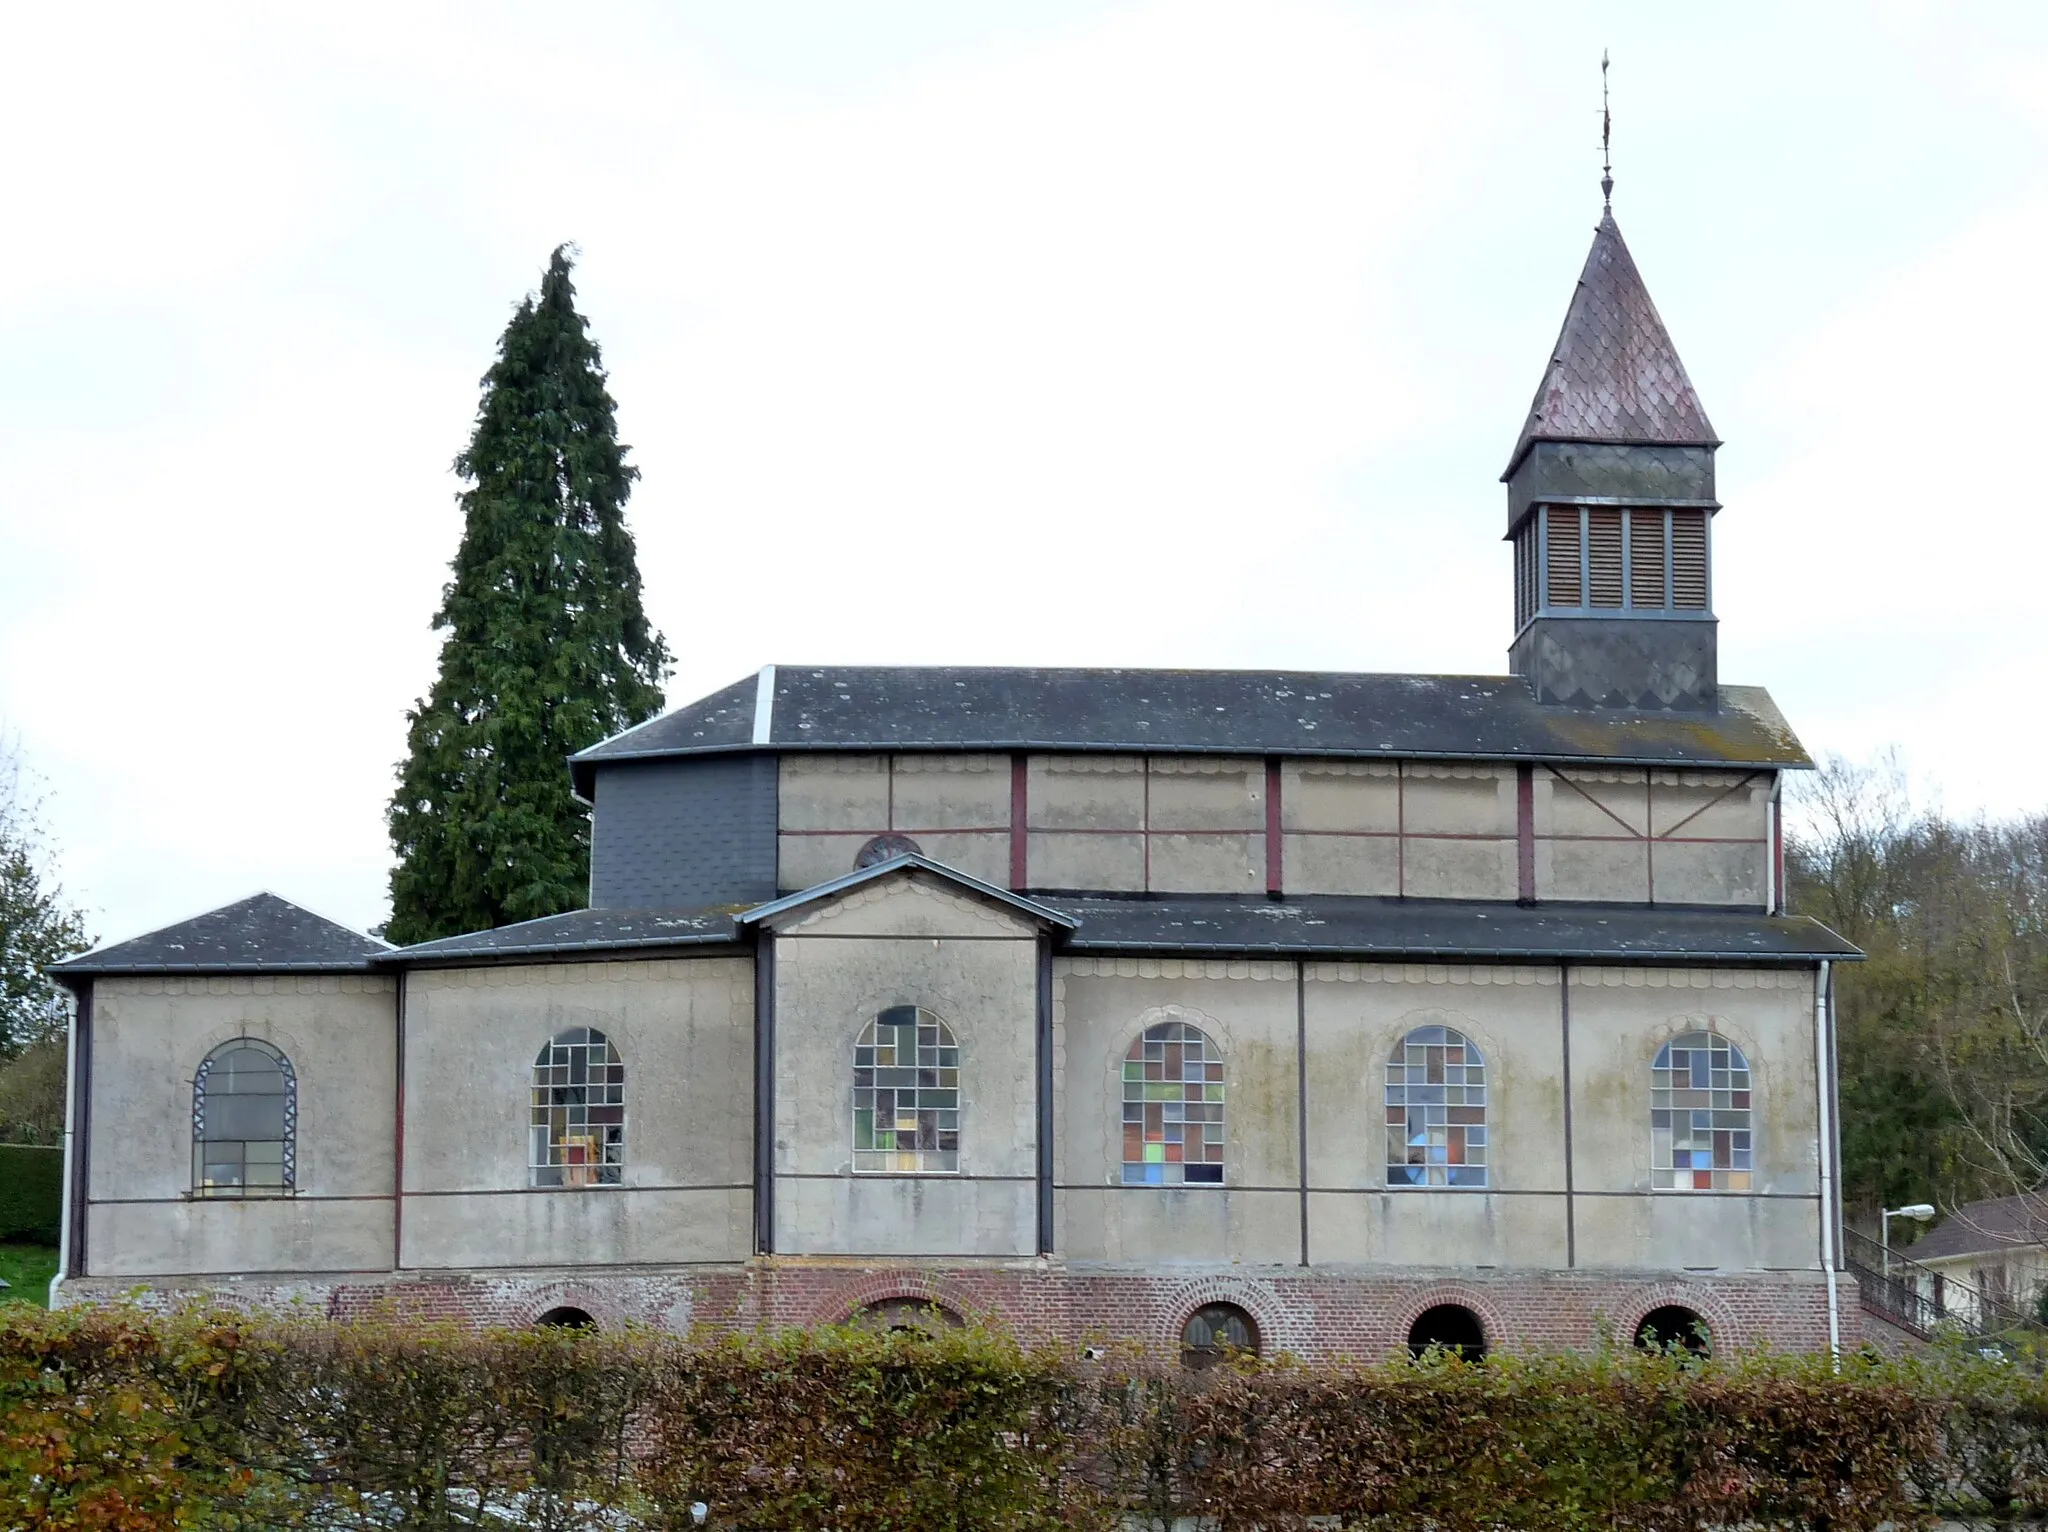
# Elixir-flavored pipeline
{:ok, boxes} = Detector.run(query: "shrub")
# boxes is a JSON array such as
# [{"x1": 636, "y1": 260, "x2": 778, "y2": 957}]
[
  {"x1": 0, "y1": 1305, "x2": 2024, "y2": 1531},
  {"x1": 0, "y1": 1143, "x2": 62, "y2": 1244}
]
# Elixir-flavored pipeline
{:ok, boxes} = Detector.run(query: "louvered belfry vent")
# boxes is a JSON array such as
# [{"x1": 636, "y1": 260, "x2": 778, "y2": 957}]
[{"x1": 1503, "y1": 207, "x2": 1721, "y2": 711}]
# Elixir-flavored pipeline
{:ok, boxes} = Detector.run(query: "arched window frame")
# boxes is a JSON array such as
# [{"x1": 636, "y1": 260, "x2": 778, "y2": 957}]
[
  {"x1": 1651, "y1": 1029, "x2": 1752, "y2": 1191},
  {"x1": 1121, "y1": 1016, "x2": 1225, "y2": 1186},
  {"x1": 852, "y1": 1006, "x2": 960, "y2": 1174},
  {"x1": 530, "y1": 1028, "x2": 626, "y2": 1188},
  {"x1": 1386, "y1": 1024, "x2": 1488, "y2": 1188},
  {"x1": 191, "y1": 1036, "x2": 296, "y2": 1198}
]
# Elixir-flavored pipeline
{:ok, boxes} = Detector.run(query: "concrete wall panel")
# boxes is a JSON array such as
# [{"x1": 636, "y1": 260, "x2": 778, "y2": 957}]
[
  {"x1": 1402, "y1": 838, "x2": 1517, "y2": 901},
  {"x1": 1145, "y1": 758, "x2": 1263, "y2": 832},
  {"x1": 89, "y1": 1198, "x2": 393, "y2": 1278},
  {"x1": 1572, "y1": 1191, "x2": 1820, "y2": 1272},
  {"x1": 772, "y1": 875, "x2": 1040, "y2": 1257},
  {"x1": 1147, "y1": 832, "x2": 1264, "y2": 894},
  {"x1": 1401, "y1": 766, "x2": 1515, "y2": 836},
  {"x1": 890, "y1": 755, "x2": 1010, "y2": 831},
  {"x1": 1056, "y1": 1185, "x2": 1299, "y2": 1264},
  {"x1": 402, "y1": 959, "x2": 754, "y2": 1269},
  {"x1": 780, "y1": 756, "x2": 889, "y2": 832},
  {"x1": 1651, "y1": 772, "x2": 1768, "y2": 840},
  {"x1": 1280, "y1": 761, "x2": 1400, "y2": 834},
  {"x1": 1307, "y1": 1191, "x2": 1571, "y2": 1269},
  {"x1": 905, "y1": 832, "x2": 1010, "y2": 888},
  {"x1": 88, "y1": 975, "x2": 396, "y2": 1207},
  {"x1": 1027, "y1": 756, "x2": 1144, "y2": 832},
  {"x1": 1281, "y1": 834, "x2": 1402, "y2": 897},
  {"x1": 1544, "y1": 769, "x2": 1650, "y2": 837},
  {"x1": 1653, "y1": 842, "x2": 1767, "y2": 907},
  {"x1": 1028, "y1": 832, "x2": 1145, "y2": 891},
  {"x1": 1546, "y1": 840, "x2": 1651, "y2": 904},
  {"x1": 403, "y1": 1188, "x2": 752, "y2": 1270}
]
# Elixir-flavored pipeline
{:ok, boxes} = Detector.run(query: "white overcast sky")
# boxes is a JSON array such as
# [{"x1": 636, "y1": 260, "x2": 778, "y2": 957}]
[{"x1": 4, "y1": 1, "x2": 2046, "y2": 946}]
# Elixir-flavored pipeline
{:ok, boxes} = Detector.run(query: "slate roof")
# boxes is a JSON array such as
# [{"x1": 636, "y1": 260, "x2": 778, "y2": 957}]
[
  {"x1": 1505, "y1": 209, "x2": 1718, "y2": 477},
  {"x1": 53, "y1": 893, "x2": 390, "y2": 977},
  {"x1": 735, "y1": 854, "x2": 1077, "y2": 931},
  {"x1": 1041, "y1": 895, "x2": 1859, "y2": 964},
  {"x1": 572, "y1": 668, "x2": 1810, "y2": 788},
  {"x1": 373, "y1": 890, "x2": 1854, "y2": 967},
  {"x1": 378, "y1": 907, "x2": 744, "y2": 963},
  {"x1": 1907, "y1": 1195, "x2": 2048, "y2": 1263}
]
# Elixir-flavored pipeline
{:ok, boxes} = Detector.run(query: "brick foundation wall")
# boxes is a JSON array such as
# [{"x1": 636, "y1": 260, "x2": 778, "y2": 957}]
[{"x1": 56, "y1": 1261, "x2": 1857, "y2": 1358}]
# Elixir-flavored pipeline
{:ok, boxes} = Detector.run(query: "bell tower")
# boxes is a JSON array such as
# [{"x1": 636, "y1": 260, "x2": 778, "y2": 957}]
[{"x1": 1504, "y1": 201, "x2": 1721, "y2": 711}]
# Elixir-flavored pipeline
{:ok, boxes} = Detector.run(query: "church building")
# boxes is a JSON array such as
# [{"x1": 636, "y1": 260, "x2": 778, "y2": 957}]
[{"x1": 50, "y1": 194, "x2": 1861, "y2": 1359}]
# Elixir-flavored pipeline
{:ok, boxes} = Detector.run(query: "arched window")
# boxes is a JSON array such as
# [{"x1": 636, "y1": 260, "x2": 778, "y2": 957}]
[
  {"x1": 1652, "y1": 1030, "x2": 1751, "y2": 1191},
  {"x1": 1122, "y1": 1018, "x2": 1225, "y2": 1185},
  {"x1": 531, "y1": 1028, "x2": 625, "y2": 1187},
  {"x1": 1180, "y1": 1303, "x2": 1258, "y2": 1369},
  {"x1": 1386, "y1": 1025, "x2": 1488, "y2": 1188},
  {"x1": 192, "y1": 1037, "x2": 295, "y2": 1197},
  {"x1": 1635, "y1": 1305, "x2": 1711, "y2": 1357},
  {"x1": 853, "y1": 1007, "x2": 959, "y2": 1173}
]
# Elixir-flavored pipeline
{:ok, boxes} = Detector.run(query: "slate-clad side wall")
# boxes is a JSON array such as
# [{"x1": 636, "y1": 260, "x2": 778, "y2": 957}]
[{"x1": 589, "y1": 757, "x2": 778, "y2": 909}]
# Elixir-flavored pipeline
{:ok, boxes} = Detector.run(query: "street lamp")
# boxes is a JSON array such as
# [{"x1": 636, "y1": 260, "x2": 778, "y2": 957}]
[{"x1": 1882, "y1": 1203, "x2": 1937, "y2": 1276}]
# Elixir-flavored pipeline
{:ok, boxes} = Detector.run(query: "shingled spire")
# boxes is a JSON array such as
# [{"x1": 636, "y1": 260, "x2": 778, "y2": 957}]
[{"x1": 1504, "y1": 209, "x2": 1723, "y2": 712}]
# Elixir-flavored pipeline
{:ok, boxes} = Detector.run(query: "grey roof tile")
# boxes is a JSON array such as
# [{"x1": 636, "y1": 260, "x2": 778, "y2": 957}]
[
  {"x1": 572, "y1": 668, "x2": 1809, "y2": 781},
  {"x1": 1906, "y1": 1194, "x2": 2048, "y2": 1262},
  {"x1": 379, "y1": 907, "x2": 743, "y2": 963},
  {"x1": 735, "y1": 854, "x2": 1076, "y2": 931},
  {"x1": 1506, "y1": 210, "x2": 1717, "y2": 475},
  {"x1": 53, "y1": 893, "x2": 389, "y2": 977},
  {"x1": 1043, "y1": 894, "x2": 1859, "y2": 963}
]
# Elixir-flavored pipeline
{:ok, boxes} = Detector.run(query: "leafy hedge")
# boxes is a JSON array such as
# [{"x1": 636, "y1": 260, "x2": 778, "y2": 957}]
[
  {"x1": 0, "y1": 1144, "x2": 60, "y2": 1243},
  {"x1": 2, "y1": 1303, "x2": 2043, "y2": 1530}
]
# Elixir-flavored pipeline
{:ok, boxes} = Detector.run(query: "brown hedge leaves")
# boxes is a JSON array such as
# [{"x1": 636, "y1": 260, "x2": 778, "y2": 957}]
[{"x1": 0, "y1": 1303, "x2": 2035, "y2": 1531}]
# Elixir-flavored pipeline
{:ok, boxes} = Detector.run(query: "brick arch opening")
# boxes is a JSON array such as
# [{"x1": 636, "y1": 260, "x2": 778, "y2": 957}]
[{"x1": 1407, "y1": 1302, "x2": 1487, "y2": 1361}]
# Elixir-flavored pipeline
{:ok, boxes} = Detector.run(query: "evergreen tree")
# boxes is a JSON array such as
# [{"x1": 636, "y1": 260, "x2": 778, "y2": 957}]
[
  {"x1": 0, "y1": 737, "x2": 89, "y2": 1057},
  {"x1": 387, "y1": 247, "x2": 670, "y2": 946}
]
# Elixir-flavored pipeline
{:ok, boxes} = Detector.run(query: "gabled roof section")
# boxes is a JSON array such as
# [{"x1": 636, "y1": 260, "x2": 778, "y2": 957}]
[
  {"x1": 737, "y1": 854, "x2": 1077, "y2": 933},
  {"x1": 1505, "y1": 209, "x2": 1718, "y2": 477},
  {"x1": 571, "y1": 668, "x2": 1812, "y2": 774},
  {"x1": 378, "y1": 906, "x2": 743, "y2": 964},
  {"x1": 1908, "y1": 1194, "x2": 2048, "y2": 1263},
  {"x1": 53, "y1": 892, "x2": 389, "y2": 978}
]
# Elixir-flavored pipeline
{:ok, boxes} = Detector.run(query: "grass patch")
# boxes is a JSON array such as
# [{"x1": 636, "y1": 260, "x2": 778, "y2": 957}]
[{"x1": 0, "y1": 1242, "x2": 58, "y2": 1307}]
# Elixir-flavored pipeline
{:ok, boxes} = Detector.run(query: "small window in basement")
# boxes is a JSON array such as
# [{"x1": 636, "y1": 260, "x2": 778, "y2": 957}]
[
  {"x1": 857, "y1": 1298, "x2": 964, "y2": 1336},
  {"x1": 1407, "y1": 1304, "x2": 1487, "y2": 1362},
  {"x1": 531, "y1": 1028, "x2": 625, "y2": 1187},
  {"x1": 853, "y1": 1007, "x2": 959, "y2": 1173},
  {"x1": 1180, "y1": 1303, "x2": 1258, "y2": 1369},
  {"x1": 192, "y1": 1037, "x2": 295, "y2": 1197},
  {"x1": 1122, "y1": 1019, "x2": 1225, "y2": 1185},
  {"x1": 1635, "y1": 1305, "x2": 1711, "y2": 1357},
  {"x1": 535, "y1": 1306, "x2": 597, "y2": 1331}
]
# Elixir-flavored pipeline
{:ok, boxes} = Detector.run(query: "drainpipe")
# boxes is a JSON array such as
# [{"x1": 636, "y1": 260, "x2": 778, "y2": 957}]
[
  {"x1": 1813, "y1": 958, "x2": 1840, "y2": 1361},
  {"x1": 50, "y1": 984, "x2": 78, "y2": 1308}
]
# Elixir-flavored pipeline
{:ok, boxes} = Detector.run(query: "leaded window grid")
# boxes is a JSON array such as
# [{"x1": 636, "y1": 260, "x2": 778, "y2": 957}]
[
  {"x1": 191, "y1": 1036, "x2": 296, "y2": 1198},
  {"x1": 1651, "y1": 1030, "x2": 1752, "y2": 1191},
  {"x1": 1121, "y1": 1018, "x2": 1225, "y2": 1186},
  {"x1": 853, "y1": 1006, "x2": 960, "y2": 1174},
  {"x1": 1386, "y1": 1024, "x2": 1488, "y2": 1188},
  {"x1": 530, "y1": 1028, "x2": 625, "y2": 1188}
]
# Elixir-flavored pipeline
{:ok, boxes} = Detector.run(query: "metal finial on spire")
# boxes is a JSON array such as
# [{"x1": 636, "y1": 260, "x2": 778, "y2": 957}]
[{"x1": 1600, "y1": 51, "x2": 1614, "y2": 207}]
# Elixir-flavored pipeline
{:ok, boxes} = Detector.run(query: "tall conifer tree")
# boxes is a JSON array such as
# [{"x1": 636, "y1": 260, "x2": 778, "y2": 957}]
[{"x1": 386, "y1": 247, "x2": 670, "y2": 945}]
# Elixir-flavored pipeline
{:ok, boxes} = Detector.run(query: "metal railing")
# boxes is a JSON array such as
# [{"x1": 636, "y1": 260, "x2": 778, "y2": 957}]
[{"x1": 1841, "y1": 1225, "x2": 2037, "y2": 1343}]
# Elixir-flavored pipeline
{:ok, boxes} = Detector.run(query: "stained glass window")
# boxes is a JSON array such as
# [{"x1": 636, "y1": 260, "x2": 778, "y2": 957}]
[
  {"x1": 1385, "y1": 1025, "x2": 1487, "y2": 1188},
  {"x1": 1121, "y1": 1019, "x2": 1225, "y2": 1186},
  {"x1": 853, "y1": 1007, "x2": 959, "y2": 1174},
  {"x1": 192, "y1": 1038, "x2": 295, "y2": 1197},
  {"x1": 530, "y1": 1028, "x2": 625, "y2": 1187},
  {"x1": 1651, "y1": 1030, "x2": 1751, "y2": 1191}
]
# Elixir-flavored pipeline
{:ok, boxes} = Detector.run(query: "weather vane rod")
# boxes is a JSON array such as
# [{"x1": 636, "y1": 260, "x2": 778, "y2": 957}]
[{"x1": 1600, "y1": 51, "x2": 1614, "y2": 207}]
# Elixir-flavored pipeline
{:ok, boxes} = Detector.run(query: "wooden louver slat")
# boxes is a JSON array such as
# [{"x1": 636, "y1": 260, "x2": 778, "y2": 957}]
[
  {"x1": 1545, "y1": 506, "x2": 1581, "y2": 607},
  {"x1": 1629, "y1": 508, "x2": 1667, "y2": 608},
  {"x1": 1671, "y1": 511, "x2": 1709, "y2": 609},
  {"x1": 1587, "y1": 508, "x2": 1624, "y2": 608}
]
